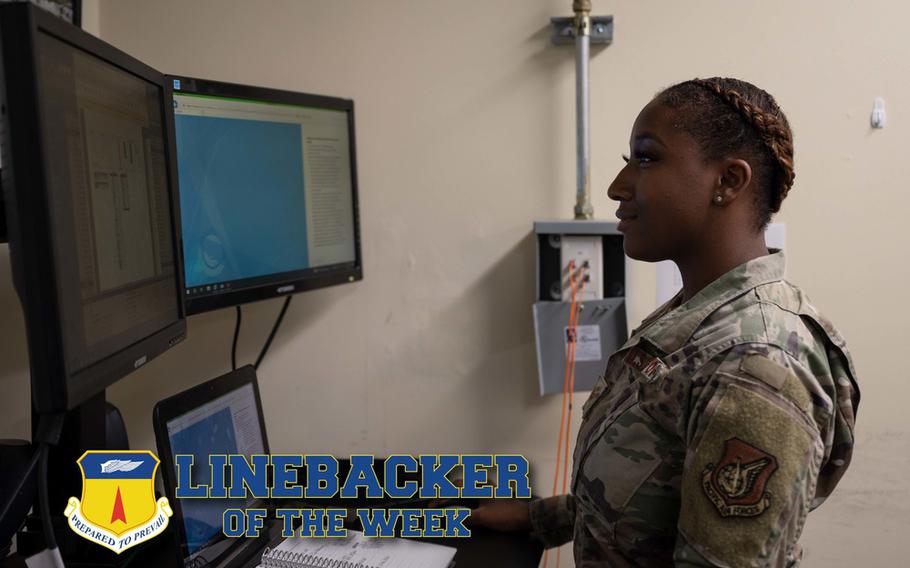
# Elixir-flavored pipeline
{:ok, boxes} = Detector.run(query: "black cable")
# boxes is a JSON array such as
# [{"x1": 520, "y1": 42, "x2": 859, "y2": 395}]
[
  {"x1": 38, "y1": 443, "x2": 56, "y2": 550},
  {"x1": 254, "y1": 295, "x2": 292, "y2": 370},
  {"x1": 231, "y1": 305, "x2": 242, "y2": 371},
  {"x1": 0, "y1": 444, "x2": 41, "y2": 526}
]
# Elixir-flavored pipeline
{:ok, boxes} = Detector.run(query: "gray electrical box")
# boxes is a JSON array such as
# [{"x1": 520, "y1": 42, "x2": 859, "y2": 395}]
[
  {"x1": 533, "y1": 220, "x2": 628, "y2": 395},
  {"x1": 533, "y1": 298, "x2": 626, "y2": 394}
]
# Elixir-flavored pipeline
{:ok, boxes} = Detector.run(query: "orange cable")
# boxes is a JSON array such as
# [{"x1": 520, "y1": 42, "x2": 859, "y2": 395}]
[
  {"x1": 549, "y1": 262, "x2": 575, "y2": 495},
  {"x1": 568, "y1": 275, "x2": 587, "y2": 398},
  {"x1": 544, "y1": 263, "x2": 580, "y2": 568},
  {"x1": 554, "y1": 271, "x2": 587, "y2": 568},
  {"x1": 554, "y1": 266, "x2": 583, "y2": 568},
  {"x1": 560, "y1": 273, "x2": 586, "y2": 498}
]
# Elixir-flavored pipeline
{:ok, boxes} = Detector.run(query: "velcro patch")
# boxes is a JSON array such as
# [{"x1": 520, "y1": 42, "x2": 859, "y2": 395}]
[
  {"x1": 679, "y1": 383, "x2": 816, "y2": 566},
  {"x1": 740, "y1": 354, "x2": 789, "y2": 390},
  {"x1": 623, "y1": 346, "x2": 668, "y2": 383},
  {"x1": 739, "y1": 355, "x2": 812, "y2": 415}
]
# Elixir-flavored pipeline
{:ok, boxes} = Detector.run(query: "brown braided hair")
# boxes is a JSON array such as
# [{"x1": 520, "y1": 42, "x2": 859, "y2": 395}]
[{"x1": 656, "y1": 77, "x2": 795, "y2": 230}]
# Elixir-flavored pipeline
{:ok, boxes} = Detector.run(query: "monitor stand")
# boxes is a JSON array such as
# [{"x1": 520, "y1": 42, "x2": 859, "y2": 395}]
[
  {"x1": 0, "y1": 439, "x2": 36, "y2": 558},
  {"x1": 15, "y1": 393, "x2": 140, "y2": 567}
]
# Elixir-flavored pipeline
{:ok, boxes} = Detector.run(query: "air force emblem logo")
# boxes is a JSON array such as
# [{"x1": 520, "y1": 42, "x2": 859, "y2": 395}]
[
  {"x1": 63, "y1": 451, "x2": 172, "y2": 553},
  {"x1": 701, "y1": 438, "x2": 778, "y2": 517}
]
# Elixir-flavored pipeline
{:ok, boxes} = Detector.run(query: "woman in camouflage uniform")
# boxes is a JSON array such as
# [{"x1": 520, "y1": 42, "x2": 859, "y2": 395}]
[{"x1": 472, "y1": 78, "x2": 860, "y2": 567}]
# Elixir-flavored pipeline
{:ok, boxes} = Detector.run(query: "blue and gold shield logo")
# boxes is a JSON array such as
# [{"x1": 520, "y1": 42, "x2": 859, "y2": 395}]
[{"x1": 64, "y1": 451, "x2": 172, "y2": 554}]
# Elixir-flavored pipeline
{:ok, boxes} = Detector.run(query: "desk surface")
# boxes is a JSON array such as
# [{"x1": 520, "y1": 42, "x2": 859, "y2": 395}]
[
  {"x1": 5, "y1": 528, "x2": 542, "y2": 568},
  {"x1": 412, "y1": 528, "x2": 543, "y2": 568}
]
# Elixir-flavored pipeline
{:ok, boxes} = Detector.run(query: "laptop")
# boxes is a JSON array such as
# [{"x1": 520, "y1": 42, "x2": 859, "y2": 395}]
[
  {"x1": 153, "y1": 366, "x2": 465, "y2": 568},
  {"x1": 153, "y1": 365, "x2": 283, "y2": 568}
]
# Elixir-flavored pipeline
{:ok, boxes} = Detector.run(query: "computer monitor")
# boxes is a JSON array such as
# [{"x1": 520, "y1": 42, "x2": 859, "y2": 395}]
[
  {"x1": 0, "y1": 3, "x2": 187, "y2": 414},
  {"x1": 169, "y1": 76, "x2": 362, "y2": 315}
]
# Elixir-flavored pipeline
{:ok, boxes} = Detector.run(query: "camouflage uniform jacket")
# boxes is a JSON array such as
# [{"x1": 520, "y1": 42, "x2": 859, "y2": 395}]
[{"x1": 529, "y1": 251, "x2": 860, "y2": 567}]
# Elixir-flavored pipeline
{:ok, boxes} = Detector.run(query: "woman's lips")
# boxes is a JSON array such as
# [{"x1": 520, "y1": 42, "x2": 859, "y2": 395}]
[{"x1": 616, "y1": 213, "x2": 638, "y2": 232}]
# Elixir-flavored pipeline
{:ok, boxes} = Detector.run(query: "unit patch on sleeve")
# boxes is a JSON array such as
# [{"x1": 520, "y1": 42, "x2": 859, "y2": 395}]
[
  {"x1": 679, "y1": 383, "x2": 817, "y2": 566},
  {"x1": 701, "y1": 437, "x2": 778, "y2": 517}
]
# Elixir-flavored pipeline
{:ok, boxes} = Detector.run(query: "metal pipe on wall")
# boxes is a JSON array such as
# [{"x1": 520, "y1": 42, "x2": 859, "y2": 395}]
[{"x1": 573, "y1": 0, "x2": 593, "y2": 220}]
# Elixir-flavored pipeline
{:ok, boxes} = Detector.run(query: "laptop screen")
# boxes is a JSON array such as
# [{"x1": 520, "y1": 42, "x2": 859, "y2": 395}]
[{"x1": 163, "y1": 379, "x2": 267, "y2": 558}]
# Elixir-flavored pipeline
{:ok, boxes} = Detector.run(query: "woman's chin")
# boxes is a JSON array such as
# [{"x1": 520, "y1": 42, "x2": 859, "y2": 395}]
[{"x1": 622, "y1": 237, "x2": 669, "y2": 263}]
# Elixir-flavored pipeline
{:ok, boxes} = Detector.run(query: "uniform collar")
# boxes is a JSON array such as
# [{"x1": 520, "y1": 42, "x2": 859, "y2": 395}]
[{"x1": 639, "y1": 249, "x2": 786, "y2": 354}]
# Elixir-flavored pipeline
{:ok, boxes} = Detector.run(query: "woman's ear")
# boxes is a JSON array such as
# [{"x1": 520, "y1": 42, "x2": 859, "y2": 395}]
[{"x1": 714, "y1": 158, "x2": 752, "y2": 204}]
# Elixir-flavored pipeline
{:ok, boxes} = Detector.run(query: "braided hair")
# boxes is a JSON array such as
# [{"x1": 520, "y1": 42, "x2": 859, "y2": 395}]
[{"x1": 656, "y1": 78, "x2": 795, "y2": 231}]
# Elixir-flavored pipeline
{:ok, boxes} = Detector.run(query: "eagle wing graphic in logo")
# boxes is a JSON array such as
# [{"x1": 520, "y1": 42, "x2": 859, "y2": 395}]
[
  {"x1": 716, "y1": 457, "x2": 771, "y2": 499},
  {"x1": 99, "y1": 459, "x2": 144, "y2": 474}
]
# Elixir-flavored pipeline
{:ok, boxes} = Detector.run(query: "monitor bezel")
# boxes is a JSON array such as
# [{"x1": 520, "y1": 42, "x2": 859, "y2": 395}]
[
  {"x1": 0, "y1": 3, "x2": 187, "y2": 413},
  {"x1": 167, "y1": 75, "x2": 364, "y2": 315}
]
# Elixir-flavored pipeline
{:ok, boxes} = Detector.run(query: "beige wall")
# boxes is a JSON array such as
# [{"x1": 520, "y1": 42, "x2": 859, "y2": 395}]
[{"x1": 1, "y1": 0, "x2": 907, "y2": 564}]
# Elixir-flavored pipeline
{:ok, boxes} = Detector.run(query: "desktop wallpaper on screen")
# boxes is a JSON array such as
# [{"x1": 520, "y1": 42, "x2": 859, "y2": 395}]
[{"x1": 174, "y1": 114, "x2": 310, "y2": 289}]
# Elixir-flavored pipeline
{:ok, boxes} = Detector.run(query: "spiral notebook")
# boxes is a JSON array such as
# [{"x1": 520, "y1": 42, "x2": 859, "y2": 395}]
[{"x1": 257, "y1": 530, "x2": 456, "y2": 568}]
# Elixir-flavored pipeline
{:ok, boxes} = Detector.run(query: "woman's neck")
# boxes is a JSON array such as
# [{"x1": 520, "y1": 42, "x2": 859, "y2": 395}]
[{"x1": 676, "y1": 236, "x2": 769, "y2": 303}]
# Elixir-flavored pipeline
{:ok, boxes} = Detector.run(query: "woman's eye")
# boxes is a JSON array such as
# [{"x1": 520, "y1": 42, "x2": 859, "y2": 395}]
[
  {"x1": 633, "y1": 152, "x2": 655, "y2": 165},
  {"x1": 622, "y1": 152, "x2": 655, "y2": 166}
]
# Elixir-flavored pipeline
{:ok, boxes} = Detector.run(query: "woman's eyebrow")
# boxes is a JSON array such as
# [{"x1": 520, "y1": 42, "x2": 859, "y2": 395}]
[{"x1": 632, "y1": 132, "x2": 666, "y2": 147}]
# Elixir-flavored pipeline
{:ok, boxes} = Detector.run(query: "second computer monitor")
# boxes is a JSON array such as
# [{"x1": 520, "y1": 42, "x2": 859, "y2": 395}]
[{"x1": 169, "y1": 76, "x2": 362, "y2": 314}]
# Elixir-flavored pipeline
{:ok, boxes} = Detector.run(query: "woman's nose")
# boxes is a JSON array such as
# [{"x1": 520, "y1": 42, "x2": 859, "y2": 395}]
[{"x1": 607, "y1": 166, "x2": 633, "y2": 202}]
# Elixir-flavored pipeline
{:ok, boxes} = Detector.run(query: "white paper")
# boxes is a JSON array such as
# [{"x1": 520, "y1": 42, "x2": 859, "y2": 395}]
[
  {"x1": 263, "y1": 530, "x2": 456, "y2": 568},
  {"x1": 765, "y1": 222, "x2": 786, "y2": 252},
  {"x1": 655, "y1": 261, "x2": 684, "y2": 307},
  {"x1": 566, "y1": 325, "x2": 602, "y2": 362}
]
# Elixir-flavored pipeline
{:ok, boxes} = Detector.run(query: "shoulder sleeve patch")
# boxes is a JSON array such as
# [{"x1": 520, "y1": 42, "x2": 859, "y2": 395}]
[
  {"x1": 679, "y1": 383, "x2": 819, "y2": 566},
  {"x1": 739, "y1": 354, "x2": 812, "y2": 415},
  {"x1": 701, "y1": 437, "x2": 778, "y2": 517},
  {"x1": 740, "y1": 354, "x2": 788, "y2": 390}
]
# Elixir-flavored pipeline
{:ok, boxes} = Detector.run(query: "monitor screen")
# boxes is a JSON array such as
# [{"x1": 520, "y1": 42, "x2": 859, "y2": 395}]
[
  {"x1": 0, "y1": 4, "x2": 186, "y2": 412},
  {"x1": 38, "y1": 32, "x2": 180, "y2": 372},
  {"x1": 165, "y1": 382, "x2": 265, "y2": 556},
  {"x1": 170, "y1": 77, "x2": 362, "y2": 314}
]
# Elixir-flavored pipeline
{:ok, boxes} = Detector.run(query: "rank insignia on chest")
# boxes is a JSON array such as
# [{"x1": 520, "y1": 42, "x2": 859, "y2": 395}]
[
  {"x1": 701, "y1": 437, "x2": 778, "y2": 517},
  {"x1": 622, "y1": 346, "x2": 668, "y2": 383}
]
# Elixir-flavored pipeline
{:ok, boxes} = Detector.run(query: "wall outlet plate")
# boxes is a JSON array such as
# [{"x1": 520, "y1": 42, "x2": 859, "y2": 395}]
[{"x1": 560, "y1": 235, "x2": 603, "y2": 301}]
